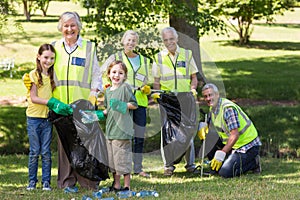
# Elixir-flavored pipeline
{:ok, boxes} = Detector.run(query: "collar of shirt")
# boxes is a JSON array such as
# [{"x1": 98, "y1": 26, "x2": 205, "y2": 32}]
[
  {"x1": 59, "y1": 35, "x2": 83, "y2": 53},
  {"x1": 212, "y1": 98, "x2": 222, "y2": 115}
]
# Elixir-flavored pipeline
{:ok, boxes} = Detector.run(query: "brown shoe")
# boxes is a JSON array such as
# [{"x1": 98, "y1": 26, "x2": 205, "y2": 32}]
[
  {"x1": 252, "y1": 155, "x2": 262, "y2": 174},
  {"x1": 135, "y1": 171, "x2": 150, "y2": 178},
  {"x1": 164, "y1": 169, "x2": 174, "y2": 176}
]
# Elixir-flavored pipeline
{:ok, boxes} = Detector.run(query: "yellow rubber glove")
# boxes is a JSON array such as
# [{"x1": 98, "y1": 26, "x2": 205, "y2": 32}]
[
  {"x1": 191, "y1": 88, "x2": 197, "y2": 99},
  {"x1": 88, "y1": 91, "x2": 98, "y2": 105},
  {"x1": 88, "y1": 95, "x2": 97, "y2": 105},
  {"x1": 140, "y1": 85, "x2": 151, "y2": 95},
  {"x1": 22, "y1": 73, "x2": 32, "y2": 91},
  {"x1": 210, "y1": 150, "x2": 226, "y2": 171},
  {"x1": 197, "y1": 122, "x2": 208, "y2": 140},
  {"x1": 151, "y1": 93, "x2": 160, "y2": 103}
]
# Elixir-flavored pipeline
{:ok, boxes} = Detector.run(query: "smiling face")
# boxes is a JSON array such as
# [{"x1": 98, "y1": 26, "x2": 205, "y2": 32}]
[
  {"x1": 108, "y1": 63, "x2": 127, "y2": 86},
  {"x1": 162, "y1": 30, "x2": 178, "y2": 54},
  {"x1": 62, "y1": 18, "x2": 79, "y2": 44},
  {"x1": 122, "y1": 34, "x2": 138, "y2": 53},
  {"x1": 37, "y1": 50, "x2": 55, "y2": 74},
  {"x1": 202, "y1": 87, "x2": 220, "y2": 108}
]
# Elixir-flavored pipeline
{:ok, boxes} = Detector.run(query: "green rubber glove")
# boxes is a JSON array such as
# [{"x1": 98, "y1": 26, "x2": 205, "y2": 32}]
[
  {"x1": 80, "y1": 110, "x2": 105, "y2": 124},
  {"x1": 110, "y1": 98, "x2": 127, "y2": 114},
  {"x1": 47, "y1": 97, "x2": 73, "y2": 116},
  {"x1": 94, "y1": 110, "x2": 105, "y2": 120},
  {"x1": 210, "y1": 150, "x2": 226, "y2": 171}
]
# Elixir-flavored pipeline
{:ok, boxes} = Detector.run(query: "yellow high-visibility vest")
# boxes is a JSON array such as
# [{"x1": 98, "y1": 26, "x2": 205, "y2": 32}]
[
  {"x1": 211, "y1": 98, "x2": 258, "y2": 149},
  {"x1": 52, "y1": 39, "x2": 95, "y2": 104},
  {"x1": 154, "y1": 48, "x2": 191, "y2": 92},
  {"x1": 116, "y1": 51, "x2": 150, "y2": 107}
]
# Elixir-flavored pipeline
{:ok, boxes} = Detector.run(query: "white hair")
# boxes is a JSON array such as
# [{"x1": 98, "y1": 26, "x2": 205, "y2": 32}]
[
  {"x1": 202, "y1": 83, "x2": 219, "y2": 94},
  {"x1": 57, "y1": 11, "x2": 82, "y2": 32},
  {"x1": 161, "y1": 27, "x2": 178, "y2": 40}
]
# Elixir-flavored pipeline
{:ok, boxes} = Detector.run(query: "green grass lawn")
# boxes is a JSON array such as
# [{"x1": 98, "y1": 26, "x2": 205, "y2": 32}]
[{"x1": 0, "y1": 153, "x2": 300, "y2": 200}]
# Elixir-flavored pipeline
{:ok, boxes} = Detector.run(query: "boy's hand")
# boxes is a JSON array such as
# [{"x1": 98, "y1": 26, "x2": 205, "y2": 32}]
[{"x1": 110, "y1": 98, "x2": 127, "y2": 114}]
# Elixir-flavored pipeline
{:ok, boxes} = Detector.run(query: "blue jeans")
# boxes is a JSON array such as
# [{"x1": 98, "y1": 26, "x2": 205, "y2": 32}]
[
  {"x1": 27, "y1": 117, "x2": 52, "y2": 184},
  {"x1": 132, "y1": 106, "x2": 146, "y2": 174},
  {"x1": 219, "y1": 146, "x2": 259, "y2": 178}
]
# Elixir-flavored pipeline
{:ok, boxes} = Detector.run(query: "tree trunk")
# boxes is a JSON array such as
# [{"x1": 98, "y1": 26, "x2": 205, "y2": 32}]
[
  {"x1": 22, "y1": 0, "x2": 31, "y2": 21},
  {"x1": 169, "y1": 1, "x2": 206, "y2": 85}
]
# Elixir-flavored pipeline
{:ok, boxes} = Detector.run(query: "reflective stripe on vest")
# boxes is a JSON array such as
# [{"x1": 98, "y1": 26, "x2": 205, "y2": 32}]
[
  {"x1": 211, "y1": 98, "x2": 258, "y2": 149},
  {"x1": 52, "y1": 40, "x2": 94, "y2": 104},
  {"x1": 156, "y1": 48, "x2": 191, "y2": 92},
  {"x1": 116, "y1": 51, "x2": 150, "y2": 107}
]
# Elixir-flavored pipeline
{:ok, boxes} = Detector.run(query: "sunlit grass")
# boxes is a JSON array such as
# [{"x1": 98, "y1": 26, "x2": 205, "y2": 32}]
[{"x1": 1, "y1": 149, "x2": 300, "y2": 199}]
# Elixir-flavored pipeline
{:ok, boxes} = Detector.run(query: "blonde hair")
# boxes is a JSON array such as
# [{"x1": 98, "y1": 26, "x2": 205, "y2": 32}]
[
  {"x1": 121, "y1": 30, "x2": 139, "y2": 44},
  {"x1": 57, "y1": 11, "x2": 82, "y2": 32}
]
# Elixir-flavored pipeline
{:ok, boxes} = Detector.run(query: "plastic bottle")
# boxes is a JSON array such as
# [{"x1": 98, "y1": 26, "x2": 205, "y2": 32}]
[
  {"x1": 116, "y1": 190, "x2": 136, "y2": 199},
  {"x1": 93, "y1": 190, "x2": 102, "y2": 199},
  {"x1": 79, "y1": 109, "x2": 98, "y2": 124},
  {"x1": 136, "y1": 190, "x2": 159, "y2": 198},
  {"x1": 99, "y1": 187, "x2": 111, "y2": 194},
  {"x1": 82, "y1": 195, "x2": 93, "y2": 200},
  {"x1": 100, "y1": 197, "x2": 115, "y2": 200},
  {"x1": 93, "y1": 187, "x2": 111, "y2": 198}
]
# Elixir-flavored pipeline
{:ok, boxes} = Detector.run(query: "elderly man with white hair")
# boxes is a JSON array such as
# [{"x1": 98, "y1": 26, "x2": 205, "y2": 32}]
[
  {"x1": 201, "y1": 83, "x2": 262, "y2": 178},
  {"x1": 152, "y1": 27, "x2": 199, "y2": 176}
]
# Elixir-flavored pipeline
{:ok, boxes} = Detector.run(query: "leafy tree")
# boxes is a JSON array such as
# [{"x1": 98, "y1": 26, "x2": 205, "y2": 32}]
[
  {"x1": 20, "y1": 0, "x2": 38, "y2": 21},
  {"x1": 0, "y1": 0, "x2": 23, "y2": 41},
  {"x1": 36, "y1": 0, "x2": 51, "y2": 17},
  {"x1": 210, "y1": 0, "x2": 295, "y2": 45},
  {"x1": 80, "y1": 0, "x2": 225, "y2": 83},
  {"x1": 16, "y1": 0, "x2": 51, "y2": 21}
]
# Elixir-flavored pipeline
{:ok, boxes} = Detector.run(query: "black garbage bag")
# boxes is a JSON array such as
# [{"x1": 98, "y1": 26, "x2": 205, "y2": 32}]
[
  {"x1": 49, "y1": 99, "x2": 109, "y2": 181},
  {"x1": 158, "y1": 92, "x2": 197, "y2": 166}
]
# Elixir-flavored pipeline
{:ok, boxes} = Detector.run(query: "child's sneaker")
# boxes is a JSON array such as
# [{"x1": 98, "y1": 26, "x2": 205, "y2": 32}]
[
  {"x1": 42, "y1": 181, "x2": 51, "y2": 191},
  {"x1": 26, "y1": 180, "x2": 36, "y2": 191}
]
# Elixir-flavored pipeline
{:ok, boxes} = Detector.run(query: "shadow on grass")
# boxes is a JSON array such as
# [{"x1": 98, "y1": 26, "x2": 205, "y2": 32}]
[
  {"x1": 204, "y1": 55, "x2": 300, "y2": 101},
  {"x1": 16, "y1": 15, "x2": 60, "y2": 23},
  {"x1": 0, "y1": 107, "x2": 28, "y2": 154},
  {"x1": 254, "y1": 22, "x2": 300, "y2": 29},
  {"x1": 217, "y1": 40, "x2": 300, "y2": 51}
]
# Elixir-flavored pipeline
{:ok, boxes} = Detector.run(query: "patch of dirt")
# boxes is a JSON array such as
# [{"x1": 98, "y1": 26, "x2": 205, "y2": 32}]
[
  {"x1": 227, "y1": 98, "x2": 298, "y2": 106},
  {"x1": 0, "y1": 96, "x2": 27, "y2": 106}
]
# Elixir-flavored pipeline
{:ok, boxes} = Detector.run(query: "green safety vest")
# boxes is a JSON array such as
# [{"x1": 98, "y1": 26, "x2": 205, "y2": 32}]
[
  {"x1": 116, "y1": 51, "x2": 150, "y2": 107},
  {"x1": 211, "y1": 98, "x2": 258, "y2": 149},
  {"x1": 52, "y1": 39, "x2": 95, "y2": 104},
  {"x1": 154, "y1": 48, "x2": 192, "y2": 92}
]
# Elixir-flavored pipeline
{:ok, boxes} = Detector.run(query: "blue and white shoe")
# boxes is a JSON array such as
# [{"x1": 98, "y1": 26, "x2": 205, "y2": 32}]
[
  {"x1": 26, "y1": 180, "x2": 36, "y2": 191},
  {"x1": 42, "y1": 181, "x2": 51, "y2": 191}
]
